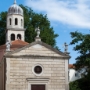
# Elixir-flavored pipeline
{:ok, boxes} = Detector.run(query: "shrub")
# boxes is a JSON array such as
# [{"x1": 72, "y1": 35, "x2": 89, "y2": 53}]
[{"x1": 69, "y1": 77, "x2": 90, "y2": 90}]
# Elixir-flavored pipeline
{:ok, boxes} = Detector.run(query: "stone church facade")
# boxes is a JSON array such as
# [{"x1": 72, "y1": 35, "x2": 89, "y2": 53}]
[{"x1": 0, "y1": 0, "x2": 70, "y2": 90}]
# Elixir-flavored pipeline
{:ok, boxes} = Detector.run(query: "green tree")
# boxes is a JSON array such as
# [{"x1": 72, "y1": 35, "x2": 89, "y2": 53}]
[
  {"x1": 69, "y1": 80, "x2": 81, "y2": 90},
  {"x1": 70, "y1": 31, "x2": 90, "y2": 90},
  {"x1": 0, "y1": 12, "x2": 7, "y2": 45},
  {"x1": 69, "y1": 77, "x2": 90, "y2": 90},
  {"x1": 70, "y1": 31, "x2": 90, "y2": 73},
  {"x1": 0, "y1": 5, "x2": 58, "y2": 48}
]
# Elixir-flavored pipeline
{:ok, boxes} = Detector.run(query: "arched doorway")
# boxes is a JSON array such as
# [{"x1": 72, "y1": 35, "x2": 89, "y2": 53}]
[{"x1": 11, "y1": 34, "x2": 15, "y2": 41}]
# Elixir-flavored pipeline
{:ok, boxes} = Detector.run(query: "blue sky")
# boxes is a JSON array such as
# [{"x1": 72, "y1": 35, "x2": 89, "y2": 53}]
[{"x1": 0, "y1": 0, "x2": 90, "y2": 64}]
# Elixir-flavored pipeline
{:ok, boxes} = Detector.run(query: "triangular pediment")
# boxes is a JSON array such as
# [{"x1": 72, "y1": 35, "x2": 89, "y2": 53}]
[{"x1": 5, "y1": 41, "x2": 70, "y2": 58}]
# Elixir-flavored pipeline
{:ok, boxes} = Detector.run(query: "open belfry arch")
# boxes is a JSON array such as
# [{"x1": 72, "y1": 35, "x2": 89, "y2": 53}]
[{"x1": 0, "y1": 0, "x2": 71, "y2": 90}]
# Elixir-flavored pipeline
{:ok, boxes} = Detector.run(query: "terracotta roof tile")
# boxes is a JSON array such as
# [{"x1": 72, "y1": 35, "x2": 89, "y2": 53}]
[
  {"x1": 69, "y1": 64, "x2": 75, "y2": 69},
  {"x1": 0, "y1": 40, "x2": 29, "y2": 50},
  {"x1": 0, "y1": 40, "x2": 29, "y2": 62},
  {"x1": 11, "y1": 40, "x2": 29, "y2": 45}
]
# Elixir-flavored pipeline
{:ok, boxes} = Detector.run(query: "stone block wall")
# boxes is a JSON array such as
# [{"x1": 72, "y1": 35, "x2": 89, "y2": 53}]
[
  {"x1": 6, "y1": 57, "x2": 66, "y2": 90},
  {"x1": 6, "y1": 44, "x2": 69, "y2": 90}
]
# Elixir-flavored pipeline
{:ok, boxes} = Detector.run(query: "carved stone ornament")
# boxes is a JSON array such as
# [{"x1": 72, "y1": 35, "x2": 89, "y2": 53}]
[
  {"x1": 64, "y1": 42, "x2": 68, "y2": 52},
  {"x1": 6, "y1": 40, "x2": 11, "y2": 51},
  {"x1": 35, "y1": 27, "x2": 40, "y2": 38}
]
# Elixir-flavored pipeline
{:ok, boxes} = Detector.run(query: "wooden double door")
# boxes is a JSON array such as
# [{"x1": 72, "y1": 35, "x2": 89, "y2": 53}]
[{"x1": 31, "y1": 85, "x2": 45, "y2": 90}]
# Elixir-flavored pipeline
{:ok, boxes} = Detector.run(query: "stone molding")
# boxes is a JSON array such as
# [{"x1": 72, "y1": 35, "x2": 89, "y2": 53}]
[
  {"x1": 32, "y1": 64, "x2": 44, "y2": 76},
  {"x1": 7, "y1": 28, "x2": 26, "y2": 31},
  {"x1": 65, "y1": 59, "x2": 69, "y2": 90},
  {"x1": 35, "y1": 37, "x2": 41, "y2": 42},
  {"x1": 26, "y1": 78, "x2": 49, "y2": 84},
  {"x1": 6, "y1": 58, "x2": 10, "y2": 90},
  {"x1": 7, "y1": 14, "x2": 23, "y2": 16},
  {"x1": 26, "y1": 78, "x2": 49, "y2": 82},
  {"x1": 27, "y1": 78, "x2": 49, "y2": 90},
  {"x1": 4, "y1": 55, "x2": 70, "y2": 59}
]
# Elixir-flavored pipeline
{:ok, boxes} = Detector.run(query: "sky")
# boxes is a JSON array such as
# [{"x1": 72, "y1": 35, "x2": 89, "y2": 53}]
[{"x1": 0, "y1": 0, "x2": 90, "y2": 64}]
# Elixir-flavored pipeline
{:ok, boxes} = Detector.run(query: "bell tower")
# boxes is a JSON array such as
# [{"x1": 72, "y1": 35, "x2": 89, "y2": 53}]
[{"x1": 6, "y1": 0, "x2": 25, "y2": 41}]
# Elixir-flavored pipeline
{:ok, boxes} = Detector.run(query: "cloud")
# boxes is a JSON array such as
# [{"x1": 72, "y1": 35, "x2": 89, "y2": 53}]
[{"x1": 25, "y1": 0, "x2": 90, "y2": 28}]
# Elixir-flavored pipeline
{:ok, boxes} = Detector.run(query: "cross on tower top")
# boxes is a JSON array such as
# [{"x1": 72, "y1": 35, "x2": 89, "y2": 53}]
[{"x1": 14, "y1": 0, "x2": 16, "y2": 4}]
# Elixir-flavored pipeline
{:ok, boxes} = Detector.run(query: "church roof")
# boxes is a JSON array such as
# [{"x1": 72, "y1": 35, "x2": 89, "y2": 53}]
[
  {"x1": 11, "y1": 40, "x2": 29, "y2": 46},
  {"x1": 0, "y1": 40, "x2": 29, "y2": 63},
  {"x1": 0, "y1": 40, "x2": 29, "y2": 50}
]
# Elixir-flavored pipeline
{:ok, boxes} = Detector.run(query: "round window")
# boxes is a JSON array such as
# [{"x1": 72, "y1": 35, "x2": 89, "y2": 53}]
[
  {"x1": 34, "y1": 66, "x2": 42, "y2": 74},
  {"x1": 32, "y1": 64, "x2": 43, "y2": 76}
]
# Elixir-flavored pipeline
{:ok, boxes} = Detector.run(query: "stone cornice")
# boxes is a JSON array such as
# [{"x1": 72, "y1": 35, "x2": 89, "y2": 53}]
[
  {"x1": 7, "y1": 28, "x2": 26, "y2": 31},
  {"x1": 26, "y1": 78, "x2": 50, "y2": 84},
  {"x1": 4, "y1": 55, "x2": 70, "y2": 59},
  {"x1": 26, "y1": 78, "x2": 49, "y2": 81}
]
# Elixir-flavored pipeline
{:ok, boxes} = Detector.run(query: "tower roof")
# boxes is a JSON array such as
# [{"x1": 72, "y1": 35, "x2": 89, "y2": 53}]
[{"x1": 8, "y1": 0, "x2": 23, "y2": 16}]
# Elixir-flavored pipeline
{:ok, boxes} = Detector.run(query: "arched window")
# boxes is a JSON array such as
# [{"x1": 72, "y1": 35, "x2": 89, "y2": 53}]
[
  {"x1": 11, "y1": 34, "x2": 15, "y2": 41},
  {"x1": 15, "y1": 18, "x2": 18, "y2": 25},
  {"x1": 9, "y1": 18, "x2": 11, "y2": 25},
  {"x1": 21, "y1": 19, "x2": 23, "y2": 26},
  {"x1": 17, "y1": 34, "x2": 21, "y2": 40}
]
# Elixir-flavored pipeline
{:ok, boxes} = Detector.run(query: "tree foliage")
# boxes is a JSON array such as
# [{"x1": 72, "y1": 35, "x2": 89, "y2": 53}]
[
  {"x1": 69, "y1": 80, "x2": 81, "y2": 90},
  {"x1": 0, "y1": 12, "x2": 7, "y2": 45},
  {"x1": 0, "y1": 5, "x2": 58, "y2": 48},
  {"x1": 69, "y1": 77, "x2": 90, "y2": 90},
  {"x1": 70, "y1": 31, "x2": 90, "y2": 72}
]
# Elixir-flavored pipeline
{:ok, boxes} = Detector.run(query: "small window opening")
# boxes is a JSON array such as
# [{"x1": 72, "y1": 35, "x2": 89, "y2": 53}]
[
  {"x1": 15, "y1": 18, "x2": 18, "y2": 25},
  {"x1": 21, "y1": 19, "x2": 23, "y2": 26},
  {"x1": 75, "y1": 73, "x2": 78, "y2": 77},
  {"x1": 34, "y1": 66, "x2": 42, "y2": 74},
  {"x1": 9, "y1": 18, "x2": 11, "y2": 25},
  {"x1": 17, "y1": 34, "x2": 21, "y2": 40},
  {"x1": 11, "y1": 34, "x2": 15, "y2": 41}
]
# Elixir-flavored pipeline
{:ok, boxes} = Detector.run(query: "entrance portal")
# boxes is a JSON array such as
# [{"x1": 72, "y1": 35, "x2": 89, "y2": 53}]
[{"x1": 31, "y1": 85, "x2": 45, "y2": 90}]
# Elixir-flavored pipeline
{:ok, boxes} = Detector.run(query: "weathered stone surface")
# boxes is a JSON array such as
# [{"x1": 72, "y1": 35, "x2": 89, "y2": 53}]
[
  {"x1": 12, "y1": 44, "x2": 62, "y2": 57},
  {"x1": 6, "y1": 44, "x2": 69, "y2": 90}
]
